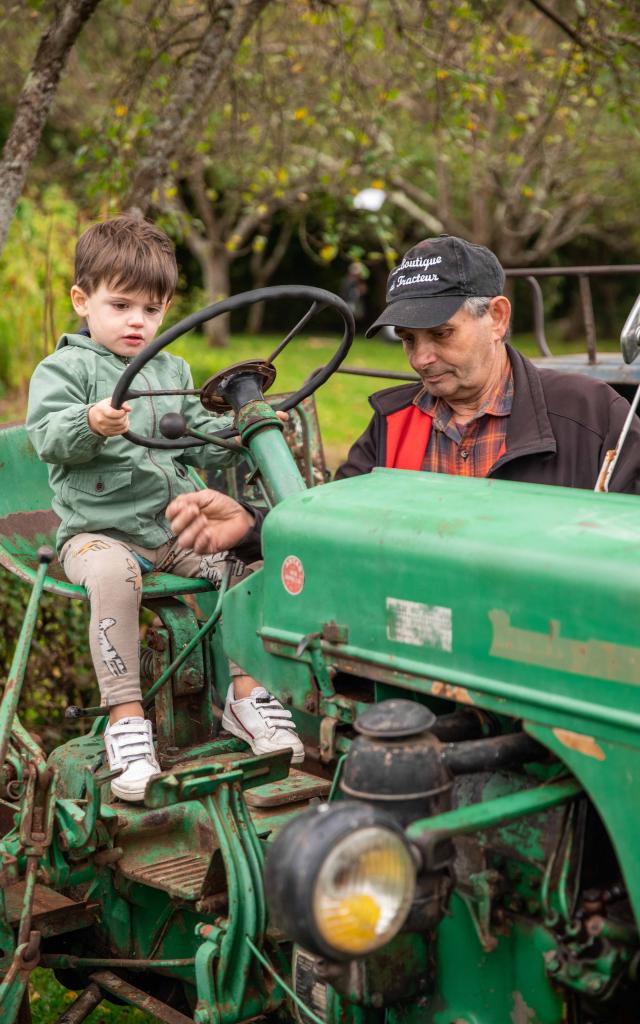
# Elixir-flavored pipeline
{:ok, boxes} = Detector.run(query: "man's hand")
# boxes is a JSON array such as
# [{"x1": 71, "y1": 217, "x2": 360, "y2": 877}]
[
  {"x1": 167, "y1": 489, "x2": 255, "y2": 554},
  {"x1": 88, "y1": 399, "x2": 133, "y2": 437}
]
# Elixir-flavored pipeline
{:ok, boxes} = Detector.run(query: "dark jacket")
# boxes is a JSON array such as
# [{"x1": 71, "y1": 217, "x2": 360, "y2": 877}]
[
  {"x1": 234, "y1": 346, "x2": 640, "y2": 559},
  {"x1": 335, "y1": 345, "x2": 640, "y2": 493}
]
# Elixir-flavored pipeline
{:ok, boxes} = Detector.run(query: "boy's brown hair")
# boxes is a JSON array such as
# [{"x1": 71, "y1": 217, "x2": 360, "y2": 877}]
[{"x1": 74, "y1": 215, "x2": 178, "y2": 301}]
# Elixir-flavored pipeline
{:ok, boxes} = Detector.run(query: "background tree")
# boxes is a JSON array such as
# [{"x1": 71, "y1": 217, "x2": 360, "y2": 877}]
[
  {"x1": 87, "y1": 0, "x2": 386, "y2": 343},
  {"x1": 0, "y1": 0, "x2": 101, "y2": 253},
  {"x1": 362, "y1": 0, "x2": 640, "y2": 264},
  {"x1": 1, "y1": 0, "x2": 640, "y2": 368}
]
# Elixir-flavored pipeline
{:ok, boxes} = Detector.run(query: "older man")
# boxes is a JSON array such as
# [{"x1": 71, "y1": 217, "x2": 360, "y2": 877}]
[{"x1": 167, "y1": 235, "x2": 640, "y2": 554}]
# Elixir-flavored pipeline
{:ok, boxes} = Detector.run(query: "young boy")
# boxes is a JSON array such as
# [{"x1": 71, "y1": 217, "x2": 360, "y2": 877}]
[{"x1": 27, "y1": 215, "x2": 303, "y2": 802}]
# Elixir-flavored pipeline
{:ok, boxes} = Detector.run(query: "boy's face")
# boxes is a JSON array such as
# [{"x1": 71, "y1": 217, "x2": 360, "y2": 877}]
[{"x1": 70, "y1": 282, "x2": 169, "y2": 357}]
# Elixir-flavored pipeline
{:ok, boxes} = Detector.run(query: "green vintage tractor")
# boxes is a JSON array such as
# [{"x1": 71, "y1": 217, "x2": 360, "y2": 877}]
[{"x1": 1, "y1": 284, "x2": 640, "y2": 1024}]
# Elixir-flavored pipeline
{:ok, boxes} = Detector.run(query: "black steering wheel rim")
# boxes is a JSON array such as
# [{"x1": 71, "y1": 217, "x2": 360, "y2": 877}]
[{"x1": 111, "y1": 284, "x2": 355, "y2": 449}]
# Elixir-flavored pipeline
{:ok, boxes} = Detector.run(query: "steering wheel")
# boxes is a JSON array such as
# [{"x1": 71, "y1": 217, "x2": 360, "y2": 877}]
[{"x1": 110, "y1": 284, "x2": 355, "y2": 450}]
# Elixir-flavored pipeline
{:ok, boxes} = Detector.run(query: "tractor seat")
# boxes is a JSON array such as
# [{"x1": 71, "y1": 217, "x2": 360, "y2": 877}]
[{"x1": 0, "y1": 424, "x2": 214, "y2": 601}]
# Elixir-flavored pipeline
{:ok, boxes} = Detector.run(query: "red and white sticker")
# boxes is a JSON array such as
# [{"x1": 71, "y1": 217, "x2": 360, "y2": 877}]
[{"x1": 281, "y1": 555, "x2": 305, "y2": 595}]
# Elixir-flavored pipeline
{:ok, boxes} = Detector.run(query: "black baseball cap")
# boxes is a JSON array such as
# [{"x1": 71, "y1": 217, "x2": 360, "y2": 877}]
[{"x1": 366, "y1": 235, "x2": 505, "y2": 337}]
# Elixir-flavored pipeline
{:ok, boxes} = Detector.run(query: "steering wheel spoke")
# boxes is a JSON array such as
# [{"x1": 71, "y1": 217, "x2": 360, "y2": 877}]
[
  {"x1": 110, "y1": 285, "x2": 354, "y2": 449},
  {"x1": 122, "y1": 387, "x2": 203, "y2": 401},
  {"x1": 265, "y1": 300, "x2": 325, "y2": 364}
]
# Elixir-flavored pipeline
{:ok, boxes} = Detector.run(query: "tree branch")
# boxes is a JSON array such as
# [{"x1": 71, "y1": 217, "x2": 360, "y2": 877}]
[
  {"x1": 524, "y1": 0, "x2": 588, "y2": 49},
  {"x1": 125, "y1": 0, "x2": 273, "y2": 213},
  {"x1": 0, "y1": 0, "x2": 102, "y2": 254},
  {"x1": 387, "y1": 189, "x2": 444, "y2": 235}
]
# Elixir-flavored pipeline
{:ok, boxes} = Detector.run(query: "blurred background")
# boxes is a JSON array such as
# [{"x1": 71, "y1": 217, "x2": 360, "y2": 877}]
[
  {"x1": 1, "y1": 3, "x2": 639, "y2": 1015},
  {"x1": 0, "y1": 0, "x2": 638, "y2": 391}
]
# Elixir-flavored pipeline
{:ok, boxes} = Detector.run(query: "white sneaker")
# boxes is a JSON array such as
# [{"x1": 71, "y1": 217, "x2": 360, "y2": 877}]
[
  {"x1": 222, "y1": 686, "x2": 305, "y2": 764},
  {"x1": 104, "y1": 717, "x2": 161, "y2": 802}
]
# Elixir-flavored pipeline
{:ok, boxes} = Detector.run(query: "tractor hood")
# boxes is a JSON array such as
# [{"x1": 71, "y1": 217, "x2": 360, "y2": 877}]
[{"x1": 222, "y1": 469, "x2": 640, "y2": 744}]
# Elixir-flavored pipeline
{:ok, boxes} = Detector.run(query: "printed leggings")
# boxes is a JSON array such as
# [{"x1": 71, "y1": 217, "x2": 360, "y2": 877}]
[{"x1": 61, "y1": 532, "x2": 246, "y2": 707}]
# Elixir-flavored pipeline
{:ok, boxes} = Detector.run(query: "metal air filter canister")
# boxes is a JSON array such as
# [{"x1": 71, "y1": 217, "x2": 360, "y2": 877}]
[{"x1": 340, "y1": 699, "x2": 453, "y2": 827}]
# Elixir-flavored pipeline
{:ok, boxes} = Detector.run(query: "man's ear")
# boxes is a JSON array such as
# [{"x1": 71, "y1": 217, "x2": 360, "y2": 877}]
[
  {"x1": 70, "y1": 285, "x2": 89, "y2": 317},
  {"x1": 489, "y1": 296, "x2": 511, "y2": 340}
]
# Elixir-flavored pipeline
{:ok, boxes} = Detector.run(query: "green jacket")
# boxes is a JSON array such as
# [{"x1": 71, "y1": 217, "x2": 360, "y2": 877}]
[{"x1": 27, "y1": 333, "x2": 240, "y2": 552}]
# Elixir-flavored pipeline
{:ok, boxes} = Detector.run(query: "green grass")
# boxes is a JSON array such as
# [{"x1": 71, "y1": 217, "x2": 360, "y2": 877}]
[{"x1": 29, "y1": 968, "x2": 147, "y2": 1023}]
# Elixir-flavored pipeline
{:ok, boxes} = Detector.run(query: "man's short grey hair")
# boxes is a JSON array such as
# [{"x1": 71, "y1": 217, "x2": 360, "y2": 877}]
[
  {"x1": 461, "y1": 295, "x2": 511, "y2": 343},
  {"x1": 461, "y1": 296, "x2": 492, "y2": 317}
]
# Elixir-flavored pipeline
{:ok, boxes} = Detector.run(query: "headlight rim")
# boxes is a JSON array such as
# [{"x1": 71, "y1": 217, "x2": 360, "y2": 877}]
[
  {"x1": 264, "y1": 800, "x2": 417, "y2": 962},
  {"x1": 311, "y1": 822, "x2": 417, "y2": 958}
]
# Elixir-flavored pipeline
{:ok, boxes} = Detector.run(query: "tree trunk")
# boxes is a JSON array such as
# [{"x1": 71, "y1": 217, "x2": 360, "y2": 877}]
[
  {"x1": 245, "y1": 219, "x2": 294, "y2": 334},
  {"x1": 203, "y1": 248, "x2": 231, "y2": 347},
  {"x1": 0, "y1": 0, "x2": 101, "y2": 255},
  {"x1": 125, "y1": 0, "x2": 273, "y2": 214}
]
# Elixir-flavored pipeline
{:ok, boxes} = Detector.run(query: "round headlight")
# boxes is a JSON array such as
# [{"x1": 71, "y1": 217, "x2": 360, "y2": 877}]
[
  {"x1": 264, "y1": 802, "x2": 416, "y2": 960},
  {"x1": 313, "y1": 825, "x2": 415, "y2": 956}
]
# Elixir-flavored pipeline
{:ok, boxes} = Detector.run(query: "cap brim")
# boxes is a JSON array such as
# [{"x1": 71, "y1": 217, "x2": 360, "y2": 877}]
[{"x1": 365, "y1": 295, "x2": 467, "y2": 338}]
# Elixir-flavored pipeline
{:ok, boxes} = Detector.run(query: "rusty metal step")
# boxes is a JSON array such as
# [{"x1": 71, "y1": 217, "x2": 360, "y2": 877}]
[
  {"x1": 245, "y1": 767, "x2": 330, "y2": 808},
  {"x1": 117, "y1": 853, "x2": 210, "y2": 900},
  {"x1": 91, "y1": 970, "x2": 194, "y2": 1024},
  {"x1": 4, "y1": 883, "x2": 97, "y2": 938}
]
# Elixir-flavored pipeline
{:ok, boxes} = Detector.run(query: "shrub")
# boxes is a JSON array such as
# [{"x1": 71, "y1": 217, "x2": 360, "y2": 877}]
[
  {"x1": 0, "y1": 567, "x2": 95, "y2": 751},
  {"x1": 0, "y1": 187, "x2": 82, "y2": 391}
]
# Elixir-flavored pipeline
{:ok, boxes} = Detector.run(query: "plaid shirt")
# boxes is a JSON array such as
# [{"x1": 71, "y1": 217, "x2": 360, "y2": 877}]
[{"x1": 415, "y1": 363, "x2": 513, "y2": 477}]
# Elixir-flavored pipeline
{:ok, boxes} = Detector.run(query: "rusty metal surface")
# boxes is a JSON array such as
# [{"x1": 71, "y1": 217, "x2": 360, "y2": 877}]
[
  {"x1": 201, "y1": 360, "x2": 277, "y2": 412},
  {"x1": 4, "y1": 882, "x2": 98, "y2": 939},
  {"x1": 578, "y1": 274, "x2": 598, "y2": 364},
  {"x1": 505, "y1": 264, "x2": 640, "y2": 277},
  {"x1": 5, "y1": 881, "x2": 73, "y2": 922},
  {"x1": 90, "y1": 971, "x2": 194, "y2": 1024},
  {"x1": 17, "y1": 995, "x2": 32, "y2": 1024},
  {"x1": 118, "y1": 852, "x2": 210, "y2": 899},
  {"x1": 245, "y1": 768, "x2": 330, "y2": 808},
  {"x1": 53, "y1": 983, "x2": 103, "y2": 1024},
  {"x1": 0, "y1": 510, "x2": 66, "y2": 579}
]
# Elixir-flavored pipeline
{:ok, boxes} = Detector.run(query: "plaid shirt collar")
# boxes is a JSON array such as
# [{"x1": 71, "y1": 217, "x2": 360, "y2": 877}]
[{"x1": 414, "y1": 360, "x2": 513, "y2": 436}]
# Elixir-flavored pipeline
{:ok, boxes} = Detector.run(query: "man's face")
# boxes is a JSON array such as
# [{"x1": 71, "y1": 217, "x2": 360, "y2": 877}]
[
  {"x1": 70, "y1": 282, "x2": 168, "y2": 357},
  {"x1": 396, "y1": 298, "x2": 510, "y2": 406}
]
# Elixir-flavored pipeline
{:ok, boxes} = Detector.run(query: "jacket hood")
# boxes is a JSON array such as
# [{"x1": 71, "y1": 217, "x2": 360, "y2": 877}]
[{"x1": 55, "y1": 332, "x2": 119, "y2": 358}]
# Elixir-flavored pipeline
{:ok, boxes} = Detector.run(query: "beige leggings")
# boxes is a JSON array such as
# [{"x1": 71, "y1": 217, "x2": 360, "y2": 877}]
[{"x1": 61, "y1": 532, "x2": 246, "y2": 707}]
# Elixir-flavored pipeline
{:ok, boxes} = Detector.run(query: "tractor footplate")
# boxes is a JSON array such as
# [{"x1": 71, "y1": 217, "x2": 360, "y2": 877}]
[
  {"x1": 245, "y1": 768, "x2": 330, "y2": 807},
  {"x1": 4, "y1": 883, "x2": 98, "y2": 939},
  {"x1": 117, "y1": 852, "x2": 210, "y2": 901}
]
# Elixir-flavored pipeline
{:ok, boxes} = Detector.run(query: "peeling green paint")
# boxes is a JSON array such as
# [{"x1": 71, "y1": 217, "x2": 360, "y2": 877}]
[{"x1": 489, "y1": 609, "x2": 640, "y2": 684}]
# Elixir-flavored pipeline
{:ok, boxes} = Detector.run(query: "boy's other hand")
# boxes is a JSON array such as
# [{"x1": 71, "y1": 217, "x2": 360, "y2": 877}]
[
  {"x1": 88, "y1": 399, "x2": 133, "y2": 437},
  {"x1": 167, "y1": 490, "x2": 254, "y2": 554}
]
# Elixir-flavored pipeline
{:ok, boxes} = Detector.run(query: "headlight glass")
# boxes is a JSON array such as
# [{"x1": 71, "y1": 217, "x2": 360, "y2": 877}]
[{"x1": 312, "y1": 826, "x2": 415, "y2": 956}]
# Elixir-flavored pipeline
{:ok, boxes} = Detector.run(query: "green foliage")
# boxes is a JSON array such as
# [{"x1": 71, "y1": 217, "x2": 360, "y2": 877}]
[
  {"x1": 30, "y1": 967, "x2": 146, "y2": 1023},
  {"x1": 0, "y1": 187, "x2": 81, "y2": 390},
  {"x1": 0, "y1": 567, "x2": 94, "y2": 751}
]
